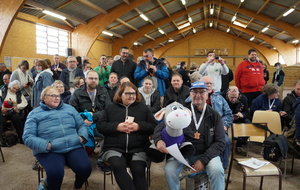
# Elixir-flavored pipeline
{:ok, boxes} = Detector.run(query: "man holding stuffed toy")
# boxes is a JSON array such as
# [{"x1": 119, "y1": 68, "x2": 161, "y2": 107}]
[{"x1": 153, "y1": 81, "x2": 225, "y2": 190}]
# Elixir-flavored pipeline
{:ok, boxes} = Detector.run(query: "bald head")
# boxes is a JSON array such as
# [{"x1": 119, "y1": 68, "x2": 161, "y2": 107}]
[
  {"x1": 3, "y1": 74, "x2": 10, "y2": 85},
  {"x1": 227, "y1": 86, "x2": 240, "y2": 103}
]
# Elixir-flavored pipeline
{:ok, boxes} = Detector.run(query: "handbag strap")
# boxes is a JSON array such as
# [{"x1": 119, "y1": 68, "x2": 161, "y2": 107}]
[{"x1": 252, "y1": 123, "x2": 274, "y2": 135}]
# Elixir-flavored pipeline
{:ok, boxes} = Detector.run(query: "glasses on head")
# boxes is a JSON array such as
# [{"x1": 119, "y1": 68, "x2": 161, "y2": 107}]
[
  {"x1": 46, "y1": 94, "x2": 60, "y2": 98},
  {"x1": 191, "y1": 90, "x2": 207, "y2": 95},
  {"x1": 87, "y1": 77, "x2": 98, "y2": 80},
  {"x1": 228, "y1": 88, "x2": 238, "y2": 92},
  {"x1": 123, "y1": 92, "x2": 136, "y2": 97}
]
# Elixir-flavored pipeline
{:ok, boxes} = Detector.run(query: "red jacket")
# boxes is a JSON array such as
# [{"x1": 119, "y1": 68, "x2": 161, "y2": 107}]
[{"x1": 235, "y1": 60, "x2": 264, "y2": 93}]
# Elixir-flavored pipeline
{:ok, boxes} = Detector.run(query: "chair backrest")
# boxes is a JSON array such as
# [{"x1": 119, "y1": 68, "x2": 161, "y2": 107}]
[
  {"x1": 231, "y1": 123, "x2": 268, "y2": 140},
  {"x1": 252, "y1": 110, "x2": 282, "y2": 135}
]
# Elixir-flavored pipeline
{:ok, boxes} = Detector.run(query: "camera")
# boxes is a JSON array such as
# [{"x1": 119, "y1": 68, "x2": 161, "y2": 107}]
[{"x1": 215, "y1": 56, "x2": 219, "y2": 60}]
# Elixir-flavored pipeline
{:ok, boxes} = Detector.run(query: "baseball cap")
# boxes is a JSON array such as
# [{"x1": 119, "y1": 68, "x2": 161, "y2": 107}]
[{"x1": 190, "y1": 81, "x2": 207, "y2": 90}]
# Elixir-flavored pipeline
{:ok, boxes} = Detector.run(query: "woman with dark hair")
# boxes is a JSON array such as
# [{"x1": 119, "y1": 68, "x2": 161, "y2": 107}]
[
  {"x1": 250, "y1": 83, "x2": 287, "y2": 117},
  {"x1": 97, "y1": 82, "x2": 157, "y2": 190},
  {"x1": 31, "y1": 60, "x2": 54, "y2": 108},
  {"x1": 261, "y1": 62, "x2": 269, "y2": 84},
  {"x1": 272, "y1": 62, "x2": 285, "y2": 99},
  {"x1": 10, "y1": 60, "x2": 34, "y2": 105}
]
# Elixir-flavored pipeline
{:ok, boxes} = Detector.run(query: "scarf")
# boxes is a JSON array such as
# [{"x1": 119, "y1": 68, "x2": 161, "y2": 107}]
[{"x1": 16, "y1": 67, "x2": 33, "y2": 96}]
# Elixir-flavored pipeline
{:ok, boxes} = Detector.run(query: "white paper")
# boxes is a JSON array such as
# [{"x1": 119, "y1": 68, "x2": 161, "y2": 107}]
[
  {"x1": 166, "y1": 144, "x2": 196, "y2": 171},
  {"x1": 238, "y1": 157, "x2": 270, "y2": 170}
]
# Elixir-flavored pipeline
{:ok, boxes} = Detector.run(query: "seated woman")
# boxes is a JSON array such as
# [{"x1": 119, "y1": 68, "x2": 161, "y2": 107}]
[
  {"x1": 52, "y1": 80, "x2": 71, "y2": 104},
  {"x1": 104, "y1": 72, "x2": 119, "y2": 102},
  {"x1": 0, "y1": 80, "x2": 28, "y2": 144},
  {"x1": 23, "y1": 86, "x2": 92, "y2": 190},
  {"x1": 98, "y1": 82, "x2": 157, "y2": 190},
  {"x1": 250, "y1": 83, "x2": 287, "y2": 117},
  {"x1": 138, "y1": 76, "x2": 161, "y2": 114}
]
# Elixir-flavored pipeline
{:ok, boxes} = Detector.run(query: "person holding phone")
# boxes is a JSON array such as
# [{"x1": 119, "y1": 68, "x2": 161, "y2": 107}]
[
  {"x1": 94, "y1": 55, "x2": 111, "y2": 86},
  {"x1": 97, "y1": 81, "x2": 157, "y2": 190}
]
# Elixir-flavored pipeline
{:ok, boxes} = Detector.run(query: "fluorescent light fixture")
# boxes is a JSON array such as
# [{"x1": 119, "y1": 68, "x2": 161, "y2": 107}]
[
  {"x1": 292, "y1": 39, "x2": 299, "y2": 43},
  {"x1": 283, "y1": 8, "x2": 295, "y2": 17},
  {"x1": 158, "y1": 28, "x2": 165, "y2": 34},
  {"x1": 178, "y1": 22, "x2": 191, "y2": 30},
  {"x1": 193, "y1": 28, "x2": 196, "y2": 33},
  {"x1": 231, "y1": 15, "x2": 236, "y2": 22},
  {"x1": 188, "y1": 16, "x2": 192, "y2": 23},
  {"x1": 227, "y1": 28, "x2": 230, "y2": 33},
  {"x1": 233, "y1": 21, "x2": 247, "y2": 28},
  {"x1": 134, "y1": 42, "x2": 138, "y2": 45},
  {"x1": 168, "y1": 39, "x2": 174, "y2": 42},
  {"x1": 210, "y1": 8, "x2": 214, "y2": 15},
  {"x1": 262, "y1": 27, "x2": 269, "y2": 33},
  {"x1": 241, "y1": 0, "x2": 244, "y2": 2},
  {"x1": 140, "y1": 14, "x2": 149, "y2": 21},
  {"x1": 209, "y1": 21, "x2": 213, "y2": 27},
  {"x1": 250, "y1": 36, "x2": 255, "y2": 41},
  {"x1": 42, "y1": 10, "x2": 66, "y2": 20},
  {"x1": 181, "y1": 0, "x2": 186, "y2": 5},
  {"x1": 102, "y1": 31, "x2": 113, "y2": 36}
]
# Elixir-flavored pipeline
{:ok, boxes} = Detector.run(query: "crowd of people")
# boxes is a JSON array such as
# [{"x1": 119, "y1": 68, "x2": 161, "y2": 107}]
[{"x1": 0, "y1": 47, "x2": 299, "y2": 190}]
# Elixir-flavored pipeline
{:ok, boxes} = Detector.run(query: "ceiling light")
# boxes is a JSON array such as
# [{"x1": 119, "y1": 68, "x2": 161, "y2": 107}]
[
  {"x1": 240, "y1": 0, "x2": 244, "y2": 2},
  {"x1": 193, "y1": 28, "x2": 196, "y2": 33},
  {"x1": 250, "y1": 36, "x2": 255, "y2": 41},
  {"x1": 231, "y1": 15, "x2": 236, "y2": 22},
  {"x1": 134, "y1": 42, "x2": 138, "y2": 45},
  {"x1": 102, "y1": 31, "x2": 113, "y2": 36},
  {"x1": 158, "y1": 28, "x2": 165, "y2": 34},
  {"x1": 178, "y1": 22, "x2": 191, "y2": 30},
  {"x1": 139, "y1": 14, "x2": 149, "y2": 21},
  {"x1": 42, "y1": 10, "x2": 66, "y2": 20},
  {"x1": 283, "y1": 8, "x2": 295, "y2": 17},
  {"x1": 188, "y1": 16, "x2": 192, "y2": 23},
  {"x1": 168, "y1": 39, "x2": 174, "y2": 42},
  {"x1": 210, "y1": 8, "x2": 214, "y2": 15},
  {"x1": 292, "y1": 39, "x2": 299, "y2": 43},
  {"x1": 233, "y1": 21, "x2": 247, "y2": 28},
  {"x1": 273, "y1": 47, "x2": 276, "y2": 50},
  {"x1": 181, "y1": 0, "x2": 186, "y2": 5},
  {"x1": 209, "y1": 21, "x2": 213, "y2": 27},
  {"x1": 262, "y1": 27, "x2": 269, "y2": 33},
  {"x1": 227, "y1": 28, "x2": 230, "y2": 33}
]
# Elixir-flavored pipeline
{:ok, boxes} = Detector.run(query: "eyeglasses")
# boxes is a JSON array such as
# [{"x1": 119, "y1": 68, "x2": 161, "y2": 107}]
[
  {"x1": 46, "y1": 94, "x2": 60, "y2": 98},
  {"x1": 87, "y1": 77, "x2": 98, "y2": 80},
  {"x1": 191, "y1": 90, "x2": 207, "y2": 95},
  {"x1": 228, "y1": 89, "x2": 238, "y2": 92},
  {"x1": 205, "y1": 82, "x2": 213, "y2": 85},
  {"x1": 12, "y1": 87, "x2": 20, "y2": 91},
  {"x1": 123, "y1": 92, "x2": 136, "y2": 97}
]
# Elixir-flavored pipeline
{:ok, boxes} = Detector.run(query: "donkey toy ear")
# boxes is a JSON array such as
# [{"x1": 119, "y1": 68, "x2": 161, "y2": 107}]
[{"x1": 154, "y1": 108, "x2": 166, "y2": 121}]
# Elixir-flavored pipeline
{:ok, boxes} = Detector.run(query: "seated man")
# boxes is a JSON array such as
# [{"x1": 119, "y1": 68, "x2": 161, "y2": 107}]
[
  {"x1": 163, "y1": 73, "x2": 190, "y2": 107},
  {"x1": 154, "y1": 81, "x2": 225, "y2": 190}
]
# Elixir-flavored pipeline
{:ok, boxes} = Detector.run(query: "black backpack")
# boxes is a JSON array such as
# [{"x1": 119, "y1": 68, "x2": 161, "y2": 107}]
[{"x1": 3, "y1": 133, "x2": 18, "y2": 147}]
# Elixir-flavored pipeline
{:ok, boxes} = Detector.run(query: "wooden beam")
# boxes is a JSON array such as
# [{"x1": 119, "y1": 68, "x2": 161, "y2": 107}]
[
  {"x1": 275, "y1": 1, "x2": 300, "y2": 21},
  {"x1": 256, "y1": 0, "x2": 270, "y2": 14},
  {"x1": 23, "y1": 5, "x2": 42, "y2": 10},
  {"x1": 123, "y1": 0, "x2": 130, "y2": 5},
  {"x1": 144, "y1": 34, "x2": 155, "y2": 41},
  {"x1": 135, "y1": 8, "x2": 154, "y2": 25},
  {"x1": 272, "y1": 31, "x2": 285, "y2": 38},
  {"x1": 116, "y1": 18, "x2": 138, "y2": 31},
  {"x1": 96, "y1": 36, "x2": 113, "y2": 44},
  {"x1": 78, "y1": 0, "x2": 108, "y2": 14},
  {"x1": 294, "y1": 22, "x2": 300, "y2": 27},
  {"x1": 156, "y1": 0, "x2": 170, "y2": 17},
  {"x1": 64, "y1": 20, "x2": 75, "y2": 29},
  {"x1": 26, "y1": 0, "x2": 87, "y2": 24},
  {"x1": 103, "y1": 30, "x2": 123, "y2": 38},
  {"x1": 259, "y1": 41, "x2": 266, "y2": 45},
  {"x1": 54, "y1": 0, "x2": 75, "y2": 10},
  {"x1": 0, "y1": 0, "x2": 26, "y2": 54}
]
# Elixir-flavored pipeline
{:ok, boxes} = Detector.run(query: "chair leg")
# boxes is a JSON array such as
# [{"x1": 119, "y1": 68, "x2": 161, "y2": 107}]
[
  {"x1": 0, "y1": 147, "x2": 5, "y2": 162},
  {"x1": 225, "y1": 158, "x2": 234, "y2": 190},
  {"x1": 278, "y1": 169, "x2": 282, "y2": 190},
  {"x1": 259, "y1": 176, "x2": 264, "y2": 190},
  {"x1": 84, "y1": 179, "x2": 88, "y2": 190},
  {"x1": 284, "y1": 159, "x2": 287, "y2": 179},
  {"x1": 242, "y1": 175, "x2": 246, "y2": 190},
  {"x1": 103, "y1": 171, "x2": 106, "y2": 190},
  {"x1": 291, "y1": 153, "x2": 295, "y2": 173}
]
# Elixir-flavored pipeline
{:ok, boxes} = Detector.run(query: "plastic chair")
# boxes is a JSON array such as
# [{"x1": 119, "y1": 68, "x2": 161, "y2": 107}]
[
  {"x1": 225, "y1": 123, "x2": 282, "y2": 190},
  {"x1": 252, "y1": 110, "x2": 289, "y2": 178}
]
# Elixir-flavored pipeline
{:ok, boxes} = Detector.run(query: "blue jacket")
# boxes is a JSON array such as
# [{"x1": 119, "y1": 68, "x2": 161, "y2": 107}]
[
  {"x1": 250, "y1": 94, "x2": 283, "y2": 116},
  {"x1": 134, "y1": 58, "x2": 169, "y2": 96},
  {"x1": 23, "y1": 101, "x2": 88, "y2": 155}
]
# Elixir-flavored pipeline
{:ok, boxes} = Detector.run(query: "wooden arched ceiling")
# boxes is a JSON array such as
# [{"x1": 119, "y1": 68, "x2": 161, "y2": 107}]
[{"x1": 2, "y1": 0, "x2": 300, "y2": 63}]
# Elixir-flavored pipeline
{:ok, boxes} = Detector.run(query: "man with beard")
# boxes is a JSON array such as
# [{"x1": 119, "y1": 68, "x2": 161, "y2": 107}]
[
  {"x1": 111, "y1": 46, "x2": 137, "y2": 85},
  {"x1": 235, "y1": 49, "x2": 265, "y2": 106},
  {"x1": 154, "y1": 81, "x2": 225, "y2": 190},
  {"x1": 70, "y1": 70, "x2": 111, "y2": 127},
  {"x1": 223, "y1": 86, "x2": 250, "y2": 124}
]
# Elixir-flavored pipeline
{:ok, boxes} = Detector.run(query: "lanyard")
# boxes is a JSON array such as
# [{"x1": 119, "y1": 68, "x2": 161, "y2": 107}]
[
  {"x1": 87, "y1": 89, "x2": 97, "y2": 107},
  {"x1": 191, "y1": 103, "x2": 207, "y2": 130},
  {"x1": 269, "y1": 99, "x2": 275, "y2": 110}
]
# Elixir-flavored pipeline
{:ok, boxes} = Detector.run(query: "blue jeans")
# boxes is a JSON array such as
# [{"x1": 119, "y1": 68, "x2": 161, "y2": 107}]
[
  {"x1": 164, "y1": 156, "x2": 224, "y2": 190},
  {"x1": 222, "y1": 134, "x2": 231, "y2": 169},
  {"x1": 36, "y1": 147, "x2": 92, "y2": 190}
]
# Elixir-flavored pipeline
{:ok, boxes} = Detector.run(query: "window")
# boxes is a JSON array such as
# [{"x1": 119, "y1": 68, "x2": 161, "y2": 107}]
[{"x1": 36, "y1": 24, "x2": 69, "y2": 56}]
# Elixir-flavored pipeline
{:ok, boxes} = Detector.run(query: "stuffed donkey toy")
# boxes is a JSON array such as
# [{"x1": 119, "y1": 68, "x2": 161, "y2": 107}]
[{"x1": 147, "y1": 101, "x2": 195, "y2": 162}]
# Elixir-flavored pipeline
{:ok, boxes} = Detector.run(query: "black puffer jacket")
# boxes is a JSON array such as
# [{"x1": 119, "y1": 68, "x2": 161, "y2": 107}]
[{"x1": 98, "y1": 101, "x2": 157, "y2": 153}]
